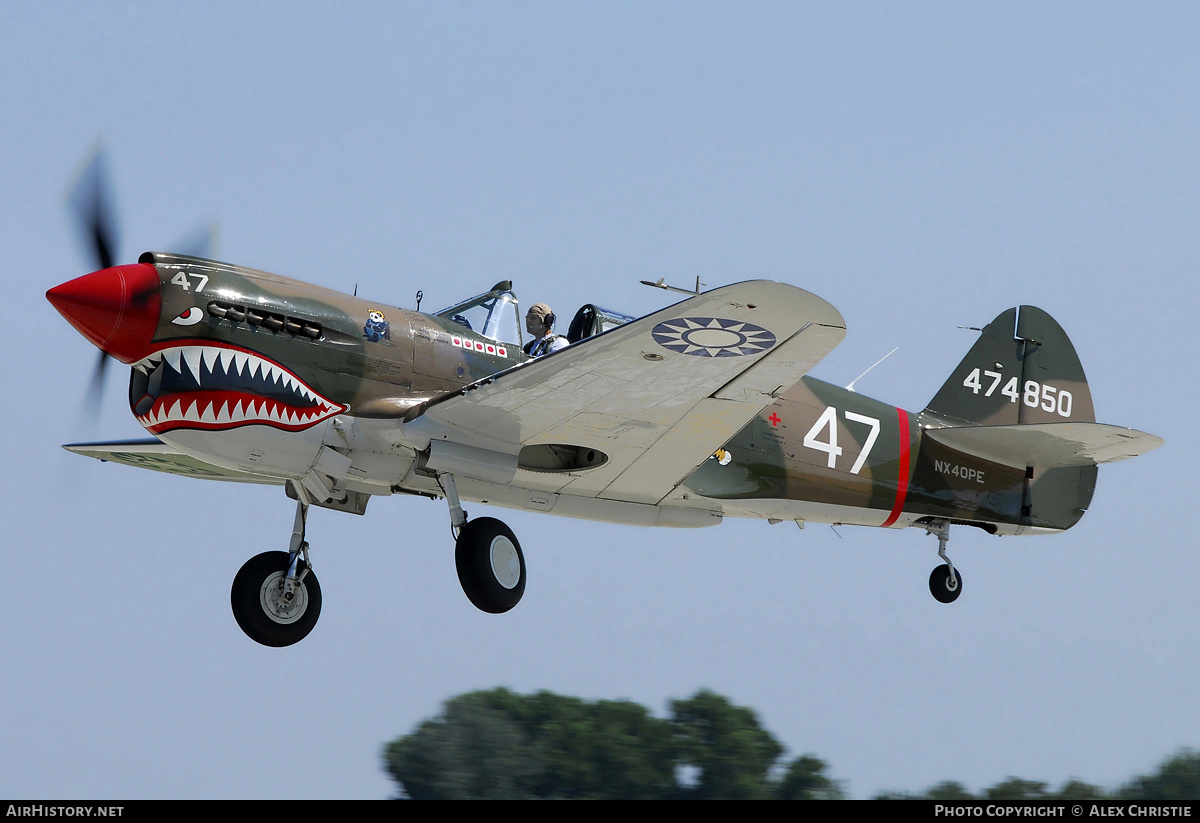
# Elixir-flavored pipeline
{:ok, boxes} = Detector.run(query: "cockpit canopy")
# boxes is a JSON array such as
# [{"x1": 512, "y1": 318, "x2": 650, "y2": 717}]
[
  {"x1": 435, "y1": 281, "x2": 637, "y2": 353},
  {"x1": 566, "y1": 304, "x2": 635, "y2": 343},
  {"x1": 436, "y1": 281, "x2": 522, "y2": 347}
]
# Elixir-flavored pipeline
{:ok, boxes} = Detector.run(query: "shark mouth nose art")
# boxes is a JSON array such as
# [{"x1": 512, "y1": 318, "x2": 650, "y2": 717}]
[{"x1": 128, "y1": 341, "x2": 346, "y2": 433}]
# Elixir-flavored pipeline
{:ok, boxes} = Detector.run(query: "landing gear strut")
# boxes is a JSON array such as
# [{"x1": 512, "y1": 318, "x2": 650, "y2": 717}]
[
  {"x1": 924, "y1": 519, "x2": 963, "y2": 604},
  {"x1": 231, "y1": 484, "x2": 323, "y2": 646},
  {"x1": 440, "y1": 473, "x2": 527, "y2": 613}
]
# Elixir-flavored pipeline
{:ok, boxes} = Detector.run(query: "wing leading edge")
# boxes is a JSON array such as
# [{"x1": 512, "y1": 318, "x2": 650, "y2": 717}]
[
  {"x1": 402, "y1": 280, "x2": 846, "y2": 505},
  {"x1": 64, "y1": 439, "x2": 284, "y2": 485}
]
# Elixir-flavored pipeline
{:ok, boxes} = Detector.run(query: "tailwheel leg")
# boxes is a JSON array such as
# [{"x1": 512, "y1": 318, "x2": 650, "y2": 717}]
[
  {"x1": 924, "y1": 519, "x2": 963, "y2": 604},
  {"x1": 230, "y1": 483, "x2": 323, "y2": 646}
]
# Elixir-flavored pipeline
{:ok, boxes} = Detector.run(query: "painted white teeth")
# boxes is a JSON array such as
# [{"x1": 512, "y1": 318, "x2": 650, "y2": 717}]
[
  {"x1": 134, "y1": 352, "x2": 163, "y2": 371},
  {"x1": 182, "y1": 347, "x2": 203, "y2": 382},
  {"x1": 201, "y1": 347, "x2": 220, "y2": 374},
  {"x1": 143, "y1": 397, "x2": 339, "y2": 428},
  {"x1": 136, "y1": 345, "x2": 341, "y2": 430}
]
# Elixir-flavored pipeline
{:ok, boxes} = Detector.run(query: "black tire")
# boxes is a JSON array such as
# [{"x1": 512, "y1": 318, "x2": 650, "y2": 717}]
[
  {"x1": 455, "y1": 517, "x2": 526, "y2": 614},
  {"x1": 231, "y1": 551, "x2": 322, "y2": 646},
  {"x1": 929, "y1": 564, "x2": 963, "y2": 604}
]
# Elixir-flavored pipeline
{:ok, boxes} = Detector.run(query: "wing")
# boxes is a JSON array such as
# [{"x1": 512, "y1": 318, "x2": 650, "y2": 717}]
[
  {"x1": 64, "y1": 439, "x2": 284, "y2": 485},
  {"x1": 402, "y1": 281, "x2": 845, "y2": 505}
]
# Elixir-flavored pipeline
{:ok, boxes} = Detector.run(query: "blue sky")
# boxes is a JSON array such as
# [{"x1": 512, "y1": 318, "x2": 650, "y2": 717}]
[{"x1": 1, "y1": 2, "x2": 1196, "y2": 799}]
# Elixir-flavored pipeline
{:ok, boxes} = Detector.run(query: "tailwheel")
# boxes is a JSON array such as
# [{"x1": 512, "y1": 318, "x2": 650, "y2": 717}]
[
  {"x1": 922, "y1": 518, "x2": 963, "y2": 604},
  {"x1": 929, "y1": 564, "x2": 963, "y2": 604},
  {"x1": 455, "y1": 517, "x2": 526, "y2": 613},
  {"x1": 231, "y1": 550, "x2": 322, "y2": 646}
]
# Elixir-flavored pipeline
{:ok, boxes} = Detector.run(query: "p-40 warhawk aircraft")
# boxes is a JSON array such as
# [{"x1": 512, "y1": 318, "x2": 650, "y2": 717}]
[{"x1": 47, "y1": 254, "x2": 1162, "y2": 646}]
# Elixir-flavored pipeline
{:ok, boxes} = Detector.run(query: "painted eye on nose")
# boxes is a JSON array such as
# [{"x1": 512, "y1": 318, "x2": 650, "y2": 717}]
[{"x1": 171, "y1": 307, "x2": 204, "y2": 326}]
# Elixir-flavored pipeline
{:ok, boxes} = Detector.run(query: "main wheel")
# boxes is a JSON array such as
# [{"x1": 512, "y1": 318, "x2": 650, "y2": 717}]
[
  {"x1": 929, "y1": 564, "x2": 963, "y2": 604},
  {"x1": 231, "y1": 551, "x2": 322, "y2": 646},
  {"x1": 455, "y1": 517, "x2": 526, "y2": 613}
]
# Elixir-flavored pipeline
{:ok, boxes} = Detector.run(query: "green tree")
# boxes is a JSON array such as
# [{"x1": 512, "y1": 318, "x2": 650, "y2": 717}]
[
  {"x1": 670, "y1": 689, "x2": 784, "y2": 799},
  {"x1": 383, "y1": 687, "x2": 841, "y2": 799},
  {"x1": 382, "y1": 691, "x2": 537, "y2": 799},
  {"x1": 496, "y1": 689, "x2": 677, "y2": 799},
  {"x1": 776, "y1": 754, "x2": 845, "y2": 799},
  {"x1": 1118, "y1": 750, "x2": 1200, "y2": 800},
  {"x1": 985, "y1": 777, "x2": 1050, "y2": 800},
  {"x1": 1053, "y1": 779, "x2": 1107, "y2": 799},
  {"x1": 384, "y1": 688, "x2": 677, "y2": 799},
  {"x1": 881, "y1": 777, "x2": 1107, "y2": 800},
  {"x1": 383, "y1": 691, "x2": 1200, "y2": 800},
  {"x1": 872, "y1": 781, "x2": 976, "y2": 800},
  {"x1": 925, "y1": 781, "x2": 977, "y2": 800}
]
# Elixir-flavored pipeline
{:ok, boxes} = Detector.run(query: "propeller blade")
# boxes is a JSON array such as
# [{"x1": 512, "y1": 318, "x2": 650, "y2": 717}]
[
  {"x1": 66, "y1": 144, "x2": 122, "y2": 422},
  {"x1": 67, "y1": 145, "x2": 118, "y2": 271},
  {"x1": 82, "y1": 350, "x2": 111, "y2": 414}
]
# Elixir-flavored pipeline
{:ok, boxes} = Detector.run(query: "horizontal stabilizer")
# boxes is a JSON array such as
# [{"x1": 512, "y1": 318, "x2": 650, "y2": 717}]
[
  {"x1": 925, "y1": 422, "x2": 1163, "y2": 468},
  {"x1": 64, "y1": 439, "x2": 283, "y2": 485}
]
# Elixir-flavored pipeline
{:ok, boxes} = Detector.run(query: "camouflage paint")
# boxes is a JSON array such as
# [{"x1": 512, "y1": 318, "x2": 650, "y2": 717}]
[
  {"x1": 682, "y1": 302, "x2": 1105, "y2": 534},
  {"x1": 132, "y1": 252, "x2": 525, "y2": 422},
  {"x1": 50, "y1": 252, "x2": 1135, "y2": 537}
]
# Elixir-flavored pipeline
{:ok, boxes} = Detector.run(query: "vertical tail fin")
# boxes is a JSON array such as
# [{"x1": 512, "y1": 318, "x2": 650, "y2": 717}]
[
  {"x1": 922, "y1": 306, "x2": 1095, "y2": 427},
  {"x1": 921, "y1": 306, "x2": 1102, "y2": 532}
]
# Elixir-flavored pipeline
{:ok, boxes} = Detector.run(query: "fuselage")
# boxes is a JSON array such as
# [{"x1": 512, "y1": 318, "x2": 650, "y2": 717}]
[{"x1": 49, "y1": 253, "x2": 1091, "y2": 537}]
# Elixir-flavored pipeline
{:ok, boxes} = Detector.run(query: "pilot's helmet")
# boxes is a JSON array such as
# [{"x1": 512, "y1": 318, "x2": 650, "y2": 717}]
[{"x1": 526, "y1": 302, "x2": 554, "y2": 335}]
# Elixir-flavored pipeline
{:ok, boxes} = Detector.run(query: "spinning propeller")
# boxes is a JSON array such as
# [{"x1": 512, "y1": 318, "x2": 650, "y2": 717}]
[
  {"x1": 52, "y1": 146, "x2": 216, "y2": 413},
  {"x1": 67, "y1": 147, "x2": 119, "y2": 410}
]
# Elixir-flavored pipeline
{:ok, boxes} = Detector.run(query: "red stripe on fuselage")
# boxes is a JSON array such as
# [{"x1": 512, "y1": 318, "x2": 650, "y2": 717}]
[{"x1": 881, "y1": 407, "x2": 911, "y2": 527}]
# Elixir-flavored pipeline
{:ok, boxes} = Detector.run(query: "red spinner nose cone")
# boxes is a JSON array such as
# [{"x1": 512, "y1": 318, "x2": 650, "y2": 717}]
[{"x1": 46, "y1": 263, "x2": 161, "y2": 363}]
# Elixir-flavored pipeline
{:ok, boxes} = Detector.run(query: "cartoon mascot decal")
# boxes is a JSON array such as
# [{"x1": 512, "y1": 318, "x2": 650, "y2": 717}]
[{"x1": 363, "y1": 309, "x2": 391, "y2": 342}]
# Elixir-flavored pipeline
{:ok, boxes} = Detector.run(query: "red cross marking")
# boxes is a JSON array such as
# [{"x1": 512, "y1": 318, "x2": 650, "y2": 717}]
[{"x1": 768, "y1": 412, "x2": 781, "y2": 427}]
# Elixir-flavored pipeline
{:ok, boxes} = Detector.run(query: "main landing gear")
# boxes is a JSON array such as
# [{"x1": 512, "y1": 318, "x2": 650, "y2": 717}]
[
  {"x1": 231, "y1": 484, "x2": 323, "y2": 646},
  {"x1": 924, "y1": 519, "x2": 963, "y2": 604},
  {"x1": 440, "y1": 473, "x2": 527, "y2": 613},
  {"x1": 229, "y1": 471, "x2": 527, "y2": 646}
]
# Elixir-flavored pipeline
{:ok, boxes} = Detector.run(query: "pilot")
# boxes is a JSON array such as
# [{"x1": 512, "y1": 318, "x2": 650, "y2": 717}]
[{"x1": 524, "y1": 303, "x2": 569, "y2": 357}]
